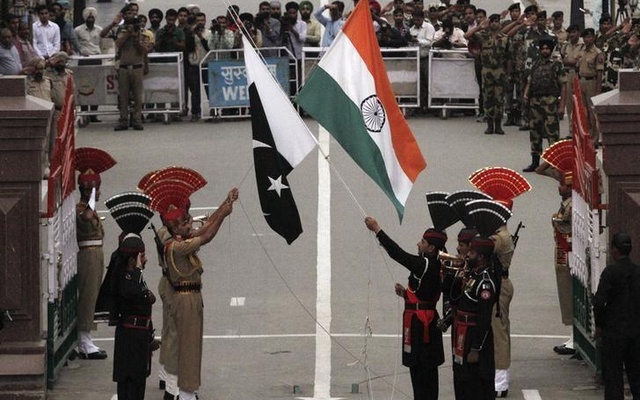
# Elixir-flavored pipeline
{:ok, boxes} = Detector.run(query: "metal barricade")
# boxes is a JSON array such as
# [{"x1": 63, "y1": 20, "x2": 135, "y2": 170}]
[
  {"x1": 69, "y1": 52, "x2": 185, "y2": 124},
  {"x1": 199, "y1": 47, "x2": 296, "y2": 120},
  {"x1": 428, "y1": 49, "x2": 479, "y2": 118},
  {"x1": 301, "y1": 46, "x2": 420, "y2": 109}
]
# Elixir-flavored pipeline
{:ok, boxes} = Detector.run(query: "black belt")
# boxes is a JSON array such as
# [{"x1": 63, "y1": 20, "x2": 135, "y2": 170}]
[
  {"x1": 579, "y1": 75, "x2": 595, "y2": 80},
  {"x1": 119, "y1": 64, "x2": 144, "y2": 70},
  {"x1": 173, "y1": 282, "x2": 202, "y2": 293},
  {"x1": 405, "y1": 302, "x2": 436, "y2": 310},
  {"x1": 120, "y1": 315, "x2": 151, "y2": 329}
]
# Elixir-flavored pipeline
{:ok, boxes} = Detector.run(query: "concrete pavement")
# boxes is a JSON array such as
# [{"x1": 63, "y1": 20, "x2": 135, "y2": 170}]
[{"x1": 43, "y1": 110, "x2": 614, "y2": 400}]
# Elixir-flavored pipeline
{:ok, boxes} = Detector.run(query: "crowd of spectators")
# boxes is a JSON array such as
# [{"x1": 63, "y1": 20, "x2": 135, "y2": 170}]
[{"x1": 1, "y1": 0, "x2": 639, "y2": 127}]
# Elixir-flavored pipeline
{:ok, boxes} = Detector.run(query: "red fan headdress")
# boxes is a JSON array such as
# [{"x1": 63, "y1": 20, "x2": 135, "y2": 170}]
[
  {"x1": 540, "y1": 139, "x2": 574, "y2": 185},
  {"x1": 468, "y1": 167, "x2": 532, "y2": 210},
  {"x1": 148, "y1": 182, "x2": 193, "y2": 223},
  {"x1": 75, "y1": 147, "x2": 117, "y2": 186},
  {"x1": 137, "y1": 166, "x2": 207, "y2": 193}
]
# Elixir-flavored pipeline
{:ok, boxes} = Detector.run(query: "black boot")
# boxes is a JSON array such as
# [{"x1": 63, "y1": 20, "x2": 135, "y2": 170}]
[
  {"x1": 512, "y1": 109, "x2": 521, "y2": 127},
  {"x1": 484, "y1": 118, "x2": 494, "y2": 134},
  {"x1": 494, "y1": 117, "x2": 505, "y2": 134},
  {"x1": 522, "y1": 154, "x2": 540, "y2": 172},
  {"x1": 504, "y1": 111, "x2": 516, "y2": 126}
]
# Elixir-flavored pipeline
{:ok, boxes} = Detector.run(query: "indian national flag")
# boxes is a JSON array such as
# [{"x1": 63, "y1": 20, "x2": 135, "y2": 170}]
[{"x1": 296, "y1": 0, "x2": 426, "y2": 221}]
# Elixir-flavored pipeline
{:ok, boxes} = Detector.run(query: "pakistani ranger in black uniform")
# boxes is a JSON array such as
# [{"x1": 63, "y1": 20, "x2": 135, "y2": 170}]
[
  {"x1": 101, "y1": 191, "x2": 158, "y2": 400},
  {"x1": 452, "y1": 235, "x2": 498, "y2": 400},
  {"x1": 452, "y1": 199, "x2": 510, "y2": 400},
  {"x1": 364, "y1": 218, "x2": 446, "y2": 400},
  {"x1": 110, "y1": 234, "x2": 157, "y2": 400},
  {"x1": 593, "y1": 233, "x2": 640, "y2": 400}
]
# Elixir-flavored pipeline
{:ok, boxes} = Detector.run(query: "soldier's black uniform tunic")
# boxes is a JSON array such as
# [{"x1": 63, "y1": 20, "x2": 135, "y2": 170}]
[
  {"x1": 376, "y1": 230, "x2": 444, "y2": 400},
  {"x1": 112, "y1": 261, "x2": 155, "y2": 400},
  {"x1": 452, "y1": 265, "x2": 498, "y2": 400}
]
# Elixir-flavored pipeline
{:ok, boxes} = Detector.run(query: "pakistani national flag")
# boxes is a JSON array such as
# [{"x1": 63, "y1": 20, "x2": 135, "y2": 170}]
[
  {"x1": 243, "y1": 36, "x2": 316, "y2": 244},
  {"x1": 296, "y1": 0, "x2": 426, "y2": 221}
]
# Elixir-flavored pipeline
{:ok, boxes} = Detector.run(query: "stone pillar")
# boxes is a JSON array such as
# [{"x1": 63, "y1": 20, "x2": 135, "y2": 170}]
[
  {"x1": 0, "y1": 76, "x2": 52, "y2": 399},
  {"x1": 592, "y1": 69, "x2": 640, "y2": 261}
]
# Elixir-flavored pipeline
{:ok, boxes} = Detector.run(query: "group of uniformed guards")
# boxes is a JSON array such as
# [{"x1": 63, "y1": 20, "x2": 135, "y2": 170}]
[
  {"x1": 365, "y1": 166, "x2": 531, "y2": 400},
  {"x1": 73, "y1": 145, "x2": 238, "y2": 400}
]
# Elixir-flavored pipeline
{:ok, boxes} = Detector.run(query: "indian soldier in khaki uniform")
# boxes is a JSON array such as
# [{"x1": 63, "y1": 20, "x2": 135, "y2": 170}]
[
  {"x1": 44, "y1": 51, "x2": 72, "y2": 158},
  {"x1": 114, "y1": 16, "x2": 148, "y2": 131},
  {"x1": 560, "y1": 25, "x2": 582, "y2": 134},
  {"x1": 536, "y1": 140, "x2": 576, "y2": 355},
  {"x1": 550, "y1": 11, "x2": 568, "y2": 44},
  {"x1": 75, "y1": 147, "x2": 117, "y2": 359},
  {"x1": 138, "y1": 166, "x2": 208, "y2": 400},
  {"x1": 465, "y1": 14, "x2": 510, "y2": 135},
  {"x1": 25, "y1": 57, "x2": 52, "y2": 102},
  {"x1": 467, "y1": 168, "x2": 531, "y2": 398},
  {"x1": 153, "y1": 186, "x2": 238, "y2": 400},
  {"x1": 522, "y1": 35, "x2": 567, "y2": 172},
  {"x1": 491, "y1": 223, "x2": 515, "y2": 398},
  {"x1": 576, "y1": 28, "x2": 604, "y2": 145}
]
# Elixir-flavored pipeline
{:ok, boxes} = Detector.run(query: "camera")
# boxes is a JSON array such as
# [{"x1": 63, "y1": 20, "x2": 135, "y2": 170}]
[{"x1": 124, "y1": 16, "x2": 141, "y2": 32}]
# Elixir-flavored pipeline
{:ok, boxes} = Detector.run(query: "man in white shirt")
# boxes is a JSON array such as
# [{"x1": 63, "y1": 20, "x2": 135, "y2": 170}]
[
  {"x1": 409, "y1": 10, "x2": 435, "y2": 112},
  {"x1": 75, "y1": 7, "x2": 102, "y2": 56},
  {"x1": 75, "y1": 7, "x2": 103, "y2": 125},
  {"x1": 314, "y1": 1, "x2": 345, "y2": 47},
  {"x1": 32, "y1": 4, "x2": 61, "y2": 59}
]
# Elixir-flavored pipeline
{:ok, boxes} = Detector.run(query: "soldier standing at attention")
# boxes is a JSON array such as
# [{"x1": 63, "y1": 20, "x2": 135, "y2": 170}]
[
  {"x1": 452, "y1": 235, "x2": 499, "y2": 400},
  {"x1": 465, "y1": 14, "x2": 509, "y2": 135},
  {"x1": 536, "y1": 140, "x2": 576, "y2": 355},
  {"x1": 115, "y1": 16, "x2": 149, "y2": 131},
  {"x1": 522, "y1": 35, "x2": 566, "y2": 172},
  {"x1": 75, "y1": 147, "x2": 117, "y2": 360},
  {"x1": 44, "y1": 51, "x2": 72, "y2": 158},
  {"x1": 559, "y1": 25, "x2": 582, "y2": 135},
  {"x1": 577, "y1": 28, "x2": 604, "y2": 146}
]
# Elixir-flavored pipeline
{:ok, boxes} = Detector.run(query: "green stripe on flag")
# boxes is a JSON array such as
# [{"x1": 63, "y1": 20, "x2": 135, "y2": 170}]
[{"x1": 297, "y1": 67, "x2": 405, "y2": 219}]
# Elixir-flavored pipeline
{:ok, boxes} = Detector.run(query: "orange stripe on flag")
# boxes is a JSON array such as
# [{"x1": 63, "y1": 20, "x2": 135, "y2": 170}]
[{"x1": 341, "y1": 0, "x2": 426, "y2": 182}]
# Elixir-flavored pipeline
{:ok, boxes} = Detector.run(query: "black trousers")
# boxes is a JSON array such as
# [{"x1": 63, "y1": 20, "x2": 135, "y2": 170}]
[
  {"x1": 602, "y1": 336, "x2": 640, "y2": 400},
  {"x1": 117, "y1": 377, "x2": 146, "y2": 400},
  {"x1": 409, "y1": 363, "x2": 439, "y2": 400},
  {"x1": 453, "y1": 376, "x2": 494, "y2": 400}
]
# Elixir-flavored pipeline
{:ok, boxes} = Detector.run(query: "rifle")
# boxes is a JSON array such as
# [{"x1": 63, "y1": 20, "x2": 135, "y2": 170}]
[
  {"x1": 511, "y1": 221, "x2": 525, "y2": 249},
  {"x1": 149, "y1": 222, "x2": 164, "y2": 264}
]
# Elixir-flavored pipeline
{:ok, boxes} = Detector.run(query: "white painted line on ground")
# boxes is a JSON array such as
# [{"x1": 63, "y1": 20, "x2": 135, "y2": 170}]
[
  {"x1": 229, "y1": 297, "x2": 245, "y2": 306},
  {"x1": 308, "y1": 127, "x2": 334, "y2": 400},
  {"x1": 522, "y1": 389, "x2": 543, "y2": 400},
  {"x1": 94, "y1": 333, "x2": 570, "y2": 341}
]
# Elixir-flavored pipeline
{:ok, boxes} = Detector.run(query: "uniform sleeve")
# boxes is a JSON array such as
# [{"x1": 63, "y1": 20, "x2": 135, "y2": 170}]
[
  {"x1": 170, "y1": 236, "x2": 203, "y2": 256},
  {"x1": 376, "y1": 230, "x2": 427, "y2": 276},
  {"x1": 470, "y1": 277, "x2": 496, "y2": 351}
]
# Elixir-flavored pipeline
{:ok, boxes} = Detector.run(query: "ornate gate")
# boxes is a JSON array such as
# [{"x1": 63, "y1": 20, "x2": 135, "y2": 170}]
[
  {"x1": 42, "y1": 79, "x2": 78, "y2": 387},
  {"x1": 569, "y1": 75, "x2": 606, "y2": 374}
]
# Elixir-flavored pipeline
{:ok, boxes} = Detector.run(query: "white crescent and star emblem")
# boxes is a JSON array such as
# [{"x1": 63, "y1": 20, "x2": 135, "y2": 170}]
[{"x1": 267, "y1": 175, "x2": 289, "y2": 197}]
